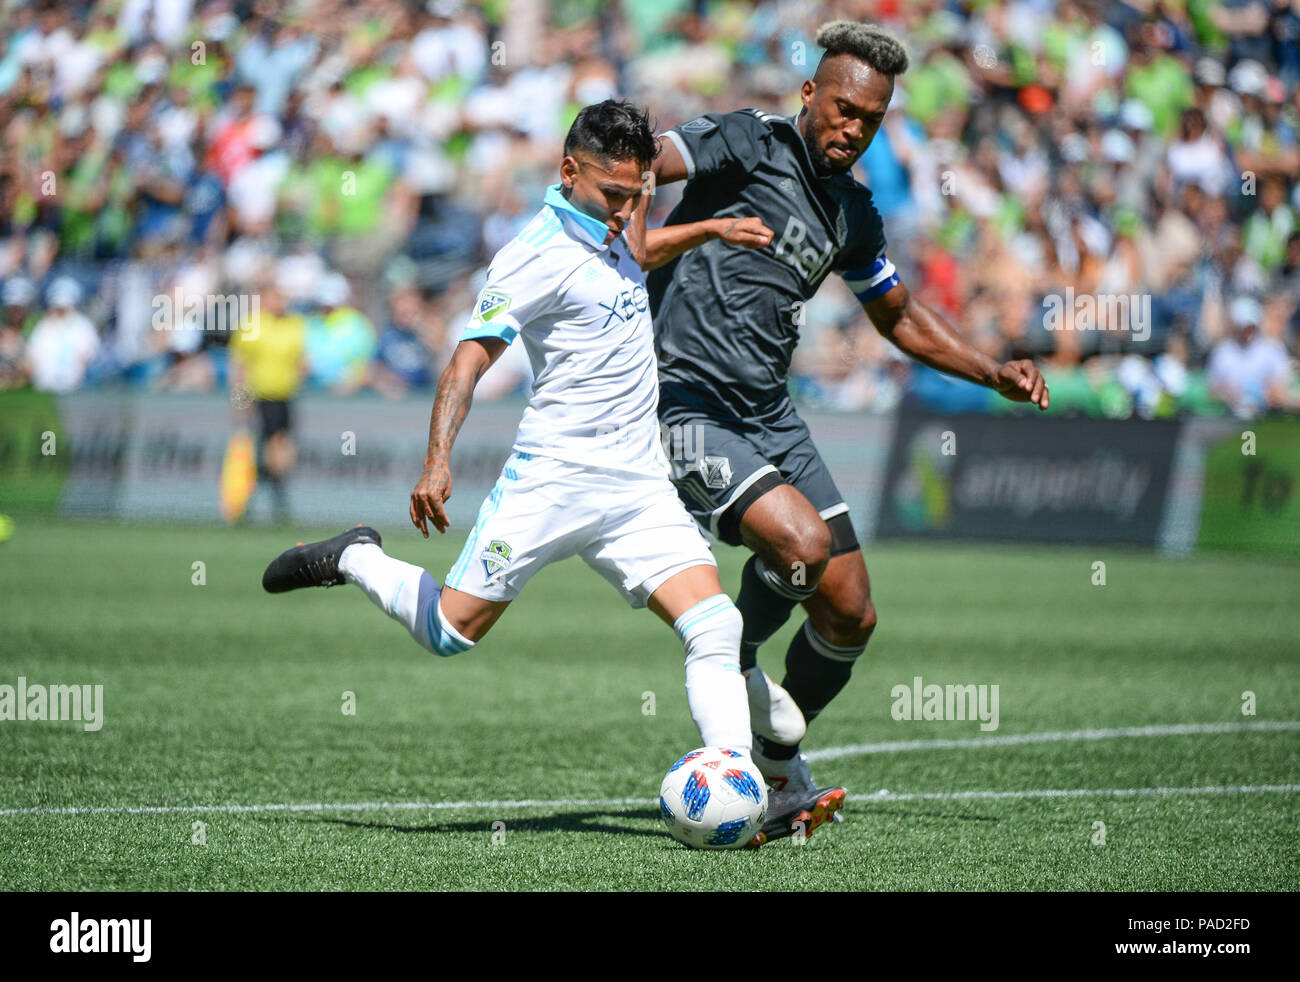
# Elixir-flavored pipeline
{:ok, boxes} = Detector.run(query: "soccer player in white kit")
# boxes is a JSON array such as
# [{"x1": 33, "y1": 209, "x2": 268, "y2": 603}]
[{"x1": 262, "y1": 101, "x2": 846, "y2": 845}]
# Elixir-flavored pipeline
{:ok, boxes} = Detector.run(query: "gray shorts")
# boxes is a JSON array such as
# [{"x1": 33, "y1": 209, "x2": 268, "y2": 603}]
[{"x1": 658, "y1": 382, "x2": 858, "y2": 553}]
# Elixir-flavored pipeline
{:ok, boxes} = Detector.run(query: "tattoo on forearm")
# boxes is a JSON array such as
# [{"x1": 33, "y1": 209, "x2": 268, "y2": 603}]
[{"x1": 427, "y1": 373, "x2": 474, "y2": 467}]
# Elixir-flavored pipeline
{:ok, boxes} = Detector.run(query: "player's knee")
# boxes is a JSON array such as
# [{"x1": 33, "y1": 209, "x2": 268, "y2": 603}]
[
  {"x1": 819, "y1": 595, "x2": 878, "y2": 647},
  {"x1": 771, "y1": 520, "x2": 831, "y2": 584},
  {"x1": 417, "y1": 587, "x2": 478, "y2": 658},
  {"x1": 858, "y1": 596, "x2": 879, "y2": 639}
]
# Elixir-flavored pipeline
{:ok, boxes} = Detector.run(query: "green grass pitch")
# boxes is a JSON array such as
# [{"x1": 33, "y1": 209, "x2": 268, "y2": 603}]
[{"x1": 1, "y1": 518, "x2": 1297, "y2": 890}]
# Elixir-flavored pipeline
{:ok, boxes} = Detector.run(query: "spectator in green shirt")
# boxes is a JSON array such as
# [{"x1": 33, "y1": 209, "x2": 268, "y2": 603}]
[{"x1": 305, "y1": 273, "x2": 378, "y2": 396}]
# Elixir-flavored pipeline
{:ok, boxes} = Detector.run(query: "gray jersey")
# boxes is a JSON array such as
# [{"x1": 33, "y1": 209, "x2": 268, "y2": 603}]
[{"x1": 648, "y1": 109, "x2": 899, "y2": 418}]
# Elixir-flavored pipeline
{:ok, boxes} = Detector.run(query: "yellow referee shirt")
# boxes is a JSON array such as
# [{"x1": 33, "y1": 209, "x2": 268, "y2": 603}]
[{"x1": 230, "y1": 311, "x2": 306, "y2": 401}]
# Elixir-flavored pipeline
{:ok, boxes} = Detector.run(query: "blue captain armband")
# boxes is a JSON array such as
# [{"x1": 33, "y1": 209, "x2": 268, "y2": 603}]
[{"x1": 843, "y1": 256, "x2": 900, "y2": 303}]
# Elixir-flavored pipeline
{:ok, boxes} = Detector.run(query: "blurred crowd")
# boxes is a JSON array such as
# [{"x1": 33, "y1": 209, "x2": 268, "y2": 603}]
[{"x1": 1, "y1": 0, "x2": 1299, "y2": 419}]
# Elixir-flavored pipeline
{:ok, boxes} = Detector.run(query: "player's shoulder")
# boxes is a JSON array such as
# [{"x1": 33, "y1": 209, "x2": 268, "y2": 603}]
[
  {"x1": 668, "y1": 109, "x2": 786, "y2": 176},
  {"x1": 490, "y1": 209, "x2": 578, "y2": 275},
  {"x1": 503, "y1": 206, "x2": 567, "y2": 257},
  {"x1": 481, "y1": 207, "x2": 596, "y2": 315},
  {"x1": 830, "y1": 170, "x2": 892, "y2": 280},
  {"x1": 743, "y1": 107, "x2": 795, "y2": 130},
  {"x1": 676, "y1": 107, "x2": 787, "y2": 138}
]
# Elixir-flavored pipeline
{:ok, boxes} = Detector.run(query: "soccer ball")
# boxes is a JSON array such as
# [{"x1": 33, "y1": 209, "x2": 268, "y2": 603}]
[{"x1": 658, "y1": 747, "x2": 768, "y2": 849}]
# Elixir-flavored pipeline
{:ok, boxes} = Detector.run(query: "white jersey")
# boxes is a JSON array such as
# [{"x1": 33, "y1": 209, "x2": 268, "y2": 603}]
[{"x1": 461, "y1": 184, "x2": 668, "y2": 479}]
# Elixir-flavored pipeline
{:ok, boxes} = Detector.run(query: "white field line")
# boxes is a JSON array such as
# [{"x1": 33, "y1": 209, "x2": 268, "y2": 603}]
[
  {"x1": 804, "y1": 720, "x2": 1300, "y2": 762},
  {"x1": 2, "y1": 786, "x2": 1298, "y2": 818},
  {"x1": 0, "y1": 797, "x2": 652, "y2": 817},
  {"x1": 864, "y1": 784, "x2": 1300, "y2": 802},
  {"x1": 2, "y1": 720, "x2": 1297, "y2": 818}
]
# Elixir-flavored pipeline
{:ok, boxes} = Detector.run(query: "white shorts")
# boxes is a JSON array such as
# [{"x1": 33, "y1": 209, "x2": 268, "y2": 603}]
[{"x1": 444, "y1": 451, "x2": 717, "y2": 609}]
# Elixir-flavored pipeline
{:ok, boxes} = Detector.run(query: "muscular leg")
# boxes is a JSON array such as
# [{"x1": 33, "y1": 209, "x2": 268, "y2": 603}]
[
  {"x1": 733, "y1": 484, "x2": 831, "y2": 670},
  {"x1": 338, "y1": 542, "x2": 508, "y2": 657},
  {"x1": 648, "y1": 563, "x2": 750, "y2": 750},
  {"x1": 736, "y1": 501, "x2": 877, "y2": 757},
  {"x1": 439, "y1": 586, "x2": 511, "y2": 641},
  {"x1": 738, "y1": 484, "x2": 832, "y2": 585},
  {"x1": 777, "y1": 548, "x2": 877, "y2": 733},
  {"x1": 803, "y1": 549, "x2": 877, "y2": 647}
]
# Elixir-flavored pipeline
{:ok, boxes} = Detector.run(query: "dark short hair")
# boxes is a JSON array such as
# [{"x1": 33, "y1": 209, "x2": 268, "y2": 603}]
[
  {"x1": 563, "y1": 99, "x2": 658, "y2": 170},
  {"x1": 816, "y1": 21, "x2": 910, "y2": 75}
]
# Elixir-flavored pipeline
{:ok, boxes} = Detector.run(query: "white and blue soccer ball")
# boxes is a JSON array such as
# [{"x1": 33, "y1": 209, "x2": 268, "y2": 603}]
[{"x1": 658, "y1": 747, "x2": 768, "y2": 849}]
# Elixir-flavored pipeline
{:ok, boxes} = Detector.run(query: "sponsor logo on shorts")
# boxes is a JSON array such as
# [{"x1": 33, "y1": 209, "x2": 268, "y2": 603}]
[
  {"x1": 700, "y1": 455, "x2": 733, "y2": 490},
  {"x1": 481, "y1": 539, "x2": 513, "y2": 579}
]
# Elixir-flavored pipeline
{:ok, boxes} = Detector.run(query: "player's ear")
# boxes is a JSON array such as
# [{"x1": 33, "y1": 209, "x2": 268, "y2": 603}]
[
  {"x1": 800, "y1": 79, "x2": 816, "y2": 110},
  {"x1": 559, "y1": 155, "x2": 580, "y2": 191}
]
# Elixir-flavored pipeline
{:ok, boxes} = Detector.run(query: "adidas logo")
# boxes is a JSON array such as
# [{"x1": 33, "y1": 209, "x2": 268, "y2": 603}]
[{"x1": 779, "y1": 177, "x2": 796, "y2": 196}]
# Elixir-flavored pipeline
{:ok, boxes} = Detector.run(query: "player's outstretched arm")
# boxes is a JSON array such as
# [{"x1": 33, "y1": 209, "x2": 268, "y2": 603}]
[
  {"x1": 863, "y1": 282, "x2": 1049, "y2": 410},
  {"x1": 410, "y1": 338, "x2": 507, "y2": 537},
  {"x1": 641, "y1": 216, "x2": 773, "y2": 270}
]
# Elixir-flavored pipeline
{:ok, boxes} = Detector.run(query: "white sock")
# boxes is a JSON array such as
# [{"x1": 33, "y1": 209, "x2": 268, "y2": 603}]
[
  {"x1": 339, "y1": 543, "x2": 474, "y2": 657},
  {"x1": 673, "y1": 593, "x2": 750, "y2": 752}
]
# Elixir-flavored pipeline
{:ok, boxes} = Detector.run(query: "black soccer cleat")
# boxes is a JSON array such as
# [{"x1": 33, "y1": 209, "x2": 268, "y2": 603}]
[
  {"x1": 746, "y1": 785, "x2": 846, "y2": 849},
  {"x1": 262, "y1": 524, "x2": 382, "y2": 593}
]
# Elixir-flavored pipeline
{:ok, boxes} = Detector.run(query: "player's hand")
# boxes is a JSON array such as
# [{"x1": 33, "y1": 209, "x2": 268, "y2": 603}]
[
  {"x1": 992, "y1": 359, "x2": 1049, "y2": 410},
  {"x1": 714, "y1": 216, "x2": 773, "y2": 249},
  {"x1": 410, "y1": 462, "x2": 453, "y2": 537}
]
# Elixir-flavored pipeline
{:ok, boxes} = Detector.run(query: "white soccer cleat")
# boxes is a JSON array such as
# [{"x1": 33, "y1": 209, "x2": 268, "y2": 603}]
[
  {"x1": 743, "y1": 667, "x2": 807, "y2": 746},
  {"x1": 751, "y1": 749, "x2": 845, "y2": 822}
]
